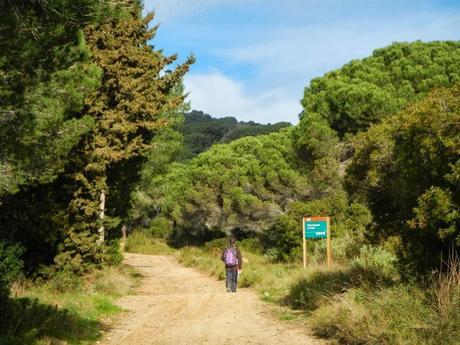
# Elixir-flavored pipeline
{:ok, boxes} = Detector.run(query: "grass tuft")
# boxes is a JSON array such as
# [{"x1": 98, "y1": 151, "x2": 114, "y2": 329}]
[
  {"x1": 1, "y1": 264, "x2": 136, "y2": 345},
  {"x1": 124, "y1": 231, "x2": 175, "y2": 255}
]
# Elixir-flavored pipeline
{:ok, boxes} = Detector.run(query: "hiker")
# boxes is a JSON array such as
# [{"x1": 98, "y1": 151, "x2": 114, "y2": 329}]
[{"x1": 221, "y1": 236, "x2": 243, "y2": 293}]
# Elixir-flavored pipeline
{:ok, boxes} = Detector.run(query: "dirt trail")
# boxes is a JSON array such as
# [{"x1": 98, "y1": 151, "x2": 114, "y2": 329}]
[{"x1": 99, "y1": 253, "x2": 324, "y2": 345}]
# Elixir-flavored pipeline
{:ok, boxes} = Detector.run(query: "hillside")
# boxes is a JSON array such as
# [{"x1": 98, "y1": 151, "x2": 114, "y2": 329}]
[{"x1": 177, "y1": 110, "x2": 291, "y2": 160}]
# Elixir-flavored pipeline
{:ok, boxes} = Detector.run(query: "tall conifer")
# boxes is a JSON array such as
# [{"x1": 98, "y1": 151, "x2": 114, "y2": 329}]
[{"x1": 54, "y1": 3, "x2": 194, "y2": 271}]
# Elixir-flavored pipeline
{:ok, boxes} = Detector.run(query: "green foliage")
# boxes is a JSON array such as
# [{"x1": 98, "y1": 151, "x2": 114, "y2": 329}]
[
  {"x1": 296, "y1": 41, "x2": 460, "y2": 139},
  {"x1": 310, "y1": 277, "x2": 460, "y2": 345},
  {"x1": 0, "y1": 241, "x2": 24, "y2": 301},
  {"x1": 104, "y1": 240, "x2": 123, "y2": 266},
  {"x1": 0, "y1": 264, "x2": 135, "y2": 345},
  {"x1": 148, "y1": 129, "x2": 311, "y2": 243},
  {"x1": 0, "y1": 297, "x2": 103, "y2": 345},
  {"x1": 124, "y1": 231, "x2": 175, "y2": 255},
  {"x1": 52, "y1": 3, "x2": 194, "y2": 271},
  {"x1": 310, "y1": 286, "x2": 431, "y2": 345},
  {"x1": 177, "y1": 110, "x2": 291, "y2": 161},
  {"x1": 48, "y1": 270, "x2": 83, "y2": 294},
  {"x1": 0, "y1": 0, "x2": 104, "y2": 197},
  {"x1": 263, "y1": 193, "x2": 371, "y2": 262},
  {"x1": 286, "y1": 268, "x2": 361, "y2": 311},
  {"x1": 262, "y1": 215, "x2": 302, "y2": 262},
  {"x1": 147, "y1": 217, "x2": 173, "y2": 239},
  {"x1": 353, "y1": 245, "x2": 399, "y2": 282},
  {"x1": 345, "y1": 85, "x2": 460, "y2": 271}
]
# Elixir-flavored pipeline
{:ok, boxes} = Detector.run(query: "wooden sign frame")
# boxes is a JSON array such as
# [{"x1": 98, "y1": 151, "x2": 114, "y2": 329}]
[{"x1": 302, "y1": 216, "x2": 332, "y2": 269}]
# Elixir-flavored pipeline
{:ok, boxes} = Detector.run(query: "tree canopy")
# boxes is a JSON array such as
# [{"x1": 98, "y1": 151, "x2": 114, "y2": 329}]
[
  {"x1": 177, "y1": 110, "x2": 291, "y2": 161},
  {"x1": 298, "y1": 41, "x2": 460, "y2": 138},
  {"x1": 137, "y1": 128, "x2": 310, "y2": 242},
  {"x1": 0, "y1": 1, "x2": 193, "y2": 274},
  {"x1": 345, "y1": 85, "x2": 460, "y2": 270}
]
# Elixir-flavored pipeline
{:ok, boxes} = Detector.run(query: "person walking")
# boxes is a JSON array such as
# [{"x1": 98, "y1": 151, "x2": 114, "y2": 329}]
[{"x1": 221, "y1": 236, "x2": 242, "y2": 293}]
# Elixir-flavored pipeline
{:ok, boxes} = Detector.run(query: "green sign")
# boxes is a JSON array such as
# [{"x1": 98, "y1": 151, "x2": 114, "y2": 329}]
[{"x1": 304, "y1": 218, "x2": 328, "y2": 239}]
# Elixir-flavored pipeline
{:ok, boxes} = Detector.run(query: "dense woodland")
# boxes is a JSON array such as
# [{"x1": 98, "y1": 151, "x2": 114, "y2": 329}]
[
  {"x1": 133, "y1": 40, "x2": 460, "y2": 271},
  {"x1": 0, "y1": 0, "x2": 459, "y2": 344},
  {"x1": 177, "y1": 110, "x2": 291, "y2": 161}
]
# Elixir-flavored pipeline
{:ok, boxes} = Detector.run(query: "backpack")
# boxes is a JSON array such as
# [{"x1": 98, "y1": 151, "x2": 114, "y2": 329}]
[{"x1": 224, "y1": 247, "x2": 238, "y2": 266}]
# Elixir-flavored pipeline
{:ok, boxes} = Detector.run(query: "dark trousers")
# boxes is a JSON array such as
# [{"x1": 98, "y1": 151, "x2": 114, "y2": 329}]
[{"x1": 225, "y1": 267, "x2": 238, "y2": 292}]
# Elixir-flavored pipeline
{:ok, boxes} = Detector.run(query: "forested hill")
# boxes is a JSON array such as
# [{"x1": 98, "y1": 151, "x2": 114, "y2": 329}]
[{"x1": 177, "y1": 110, "x2": 291, "y2": 160}]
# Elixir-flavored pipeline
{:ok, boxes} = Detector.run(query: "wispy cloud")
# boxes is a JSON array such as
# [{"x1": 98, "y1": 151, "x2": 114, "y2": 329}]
[
  {"x1": 143, "y1": 0, "x2": 460, "y2": 124},
  {"x1": 184, "y1": 71, "x2": 301, "y2": 124}
]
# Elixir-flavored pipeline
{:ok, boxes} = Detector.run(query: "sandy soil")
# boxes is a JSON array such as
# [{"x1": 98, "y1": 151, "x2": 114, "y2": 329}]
[{"x1": 98, "y1": 253, "x2": 325, "y2": 345}]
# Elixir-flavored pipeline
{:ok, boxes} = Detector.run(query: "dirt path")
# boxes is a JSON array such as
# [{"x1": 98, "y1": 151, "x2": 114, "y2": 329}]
[{"x1": 99, "y1": 253, "x2": 325, "y2": 345}]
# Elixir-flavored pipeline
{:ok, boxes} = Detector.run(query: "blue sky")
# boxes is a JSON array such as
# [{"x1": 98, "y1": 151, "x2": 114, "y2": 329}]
[{"x1": 143, "y1": 0, "x2": 460, "y2": 124}]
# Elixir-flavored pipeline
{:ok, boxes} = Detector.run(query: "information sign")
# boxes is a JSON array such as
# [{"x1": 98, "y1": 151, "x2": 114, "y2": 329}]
[
  {"x1": 302, "y1": 216, "x2": 332, "y2": 269},
  {"x1": 304, "y1": 217, "x2": 328, "y2": 239}
]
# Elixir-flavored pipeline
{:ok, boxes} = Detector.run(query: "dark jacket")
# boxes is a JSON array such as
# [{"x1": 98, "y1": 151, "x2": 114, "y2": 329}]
[{"x1": 221, "y1": 245, "x2": 242, "y2": 271}]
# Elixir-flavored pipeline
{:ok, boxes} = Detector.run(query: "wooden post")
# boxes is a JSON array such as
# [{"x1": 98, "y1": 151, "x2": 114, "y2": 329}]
[
  {"x1": 326, "y1": 217, "x2": 332, "y2": 269},
  {"x1": 97, "y1": 190, "x2": 105, "y2": 245},
  {"x1": 302, "y1": 218, "x2": 307, "y2": 269},
  {"x1": 121, "y1": 224, "x2": 127, "y2": 242}
]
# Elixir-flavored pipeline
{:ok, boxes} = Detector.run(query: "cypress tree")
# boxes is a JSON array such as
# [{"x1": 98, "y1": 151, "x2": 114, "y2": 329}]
[{"x1": 54, "y1": 3, "x2": 194, "y2": 271}]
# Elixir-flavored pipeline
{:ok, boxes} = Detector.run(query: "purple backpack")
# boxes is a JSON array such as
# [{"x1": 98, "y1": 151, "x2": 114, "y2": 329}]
[{"x1": 224, "y1": 247, "x2": 238, "y2": 266}]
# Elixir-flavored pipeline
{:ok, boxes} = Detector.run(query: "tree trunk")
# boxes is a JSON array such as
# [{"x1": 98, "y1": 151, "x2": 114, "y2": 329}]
[
  {"x1": 121, "y1": 224, "x2": 127, "y2": 242},
  {"x1": 97, "y1": 190, "x2": 105, "y2": 245}
]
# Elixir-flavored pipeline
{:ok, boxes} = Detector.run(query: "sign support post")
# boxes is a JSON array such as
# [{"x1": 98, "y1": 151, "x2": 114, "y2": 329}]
[
  {"x1": 326, "y1": 217, "x2": 332, "y2": 269},
  {"x1": 303, "y1": 225, "x2": 307, "y2": 269},
  {"x1": 303, "y1": 216, "x2": 332, "y2": 269}
]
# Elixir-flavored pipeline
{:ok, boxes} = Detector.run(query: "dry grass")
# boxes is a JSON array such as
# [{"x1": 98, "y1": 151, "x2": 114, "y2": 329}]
[{"x1": 124, "y1": 231, "x2": 175, "y2": 255}]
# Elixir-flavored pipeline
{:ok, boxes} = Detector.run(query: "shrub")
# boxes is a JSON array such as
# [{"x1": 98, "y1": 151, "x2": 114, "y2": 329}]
[
  {"x1": 285, "y1": 267, "x2": 361, "y2": 311},
  {"x1": 262, "y1": 215, "x2": 302, "y2": 262},
  {"x1": 91, "y1": 266, "x2": 133, "y2": 296},
  {"x1": 104, "y1": 239, "x2": 123, "y2": 266},
  {"x1": 0, "y1": 241, "x2": 24, "y2": 300},
  {"x1": 310, "y1": 285, "x2": 432, "y2": 345},
  {"x1": 353, "y1": 245, "x2": 399, "y2": 282},
  {"x1": 48, "y1": 270, "x2": 83, "y2": 293},
  {"x1": 148, "y1": 216, "x2": 172, "y2": 239}
]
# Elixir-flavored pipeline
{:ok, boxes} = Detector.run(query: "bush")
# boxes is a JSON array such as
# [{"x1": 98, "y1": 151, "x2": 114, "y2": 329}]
[
  {"x1": 353, "y1": 245, "x2": 399, "y2": 282},
  {"x1": 239, "y1": 238, "x2": 263, "y2": 255},
  {"x1": 90, "y1": 266, "x2": 133, "y2": 296},
  {"x1": 48, "y1": 270, "x2": 83, "y2": 293},
  {"x1": 262, "y1": 215, "x2": 302, "y2": 262},
  {"x1": 148, "y1": 216, "x2": 172, "y2": 239},
  {"x1": 310, "y1": 285, "x2": 432, "y2": 345},
  {"x1": 0, "y1": 241, "x2": 24, "y2": 300},
  {"x1": 125, "y1": 230, "x2": 175, "y2": 255},
  {"x1": 285, "y1": 267, "x2": 362, "y2": 311},
  {"x1": 105, "y1": 239, "x2": 123, "y2": 266}
]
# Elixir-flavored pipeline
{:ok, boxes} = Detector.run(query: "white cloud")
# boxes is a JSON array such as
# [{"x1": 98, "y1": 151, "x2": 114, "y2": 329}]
[
  {"x1": 184, "y1": 71, "x2": 301, "y2": 124},
  {"x1": 142, "y1": 0, "x2": 220, "y2": 22},
  {"x1": 223, "y1": 11, "x2": 460, "y2": 88},
  {"x1": 144, "y1": 1, "x2": 460, "y2": 124}
]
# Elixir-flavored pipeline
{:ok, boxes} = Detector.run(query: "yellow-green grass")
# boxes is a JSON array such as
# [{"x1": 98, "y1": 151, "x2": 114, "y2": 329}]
[
  {"x1": 2, "y1": 264, "x2": 138, "y2": 345},
  {"x1": 177, "y1": 240, "x2": 460, "y2": 345},
  {"x1": 122, "y1": 234, "x2": 460, "y2": 345},
  {"x1": 124, "y1": 231, "x2": 175, "y2": 255}
]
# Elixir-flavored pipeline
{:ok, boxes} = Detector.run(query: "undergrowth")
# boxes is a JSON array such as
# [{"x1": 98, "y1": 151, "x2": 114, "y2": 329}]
[
  {"x1": 0, "y1": 264, "x2": 138, "y2": 345},
  {"x1": 124, "y1": 230, "x2": 175, "y2": 255},
  {"x1": 122, "y1": 233, "x2": 460, "y2": 345},
  {"x1": 177, "y1": 238, "x2": 460, "y2": 345}
]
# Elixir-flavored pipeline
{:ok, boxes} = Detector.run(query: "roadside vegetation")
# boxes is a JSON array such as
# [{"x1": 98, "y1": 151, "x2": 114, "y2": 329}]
[
  {"x1": 126, "y1": 235, "x2": 459, "y2": 345},
  {"x1": 1, "y1": 0, "x2": 459, "y2": 343},
  {"x1": 0, "y1": 264, "x2": 139, "y2": 345},
  {"x1": 124, "y1": 40, "x2": 459, "y2": 345}
]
